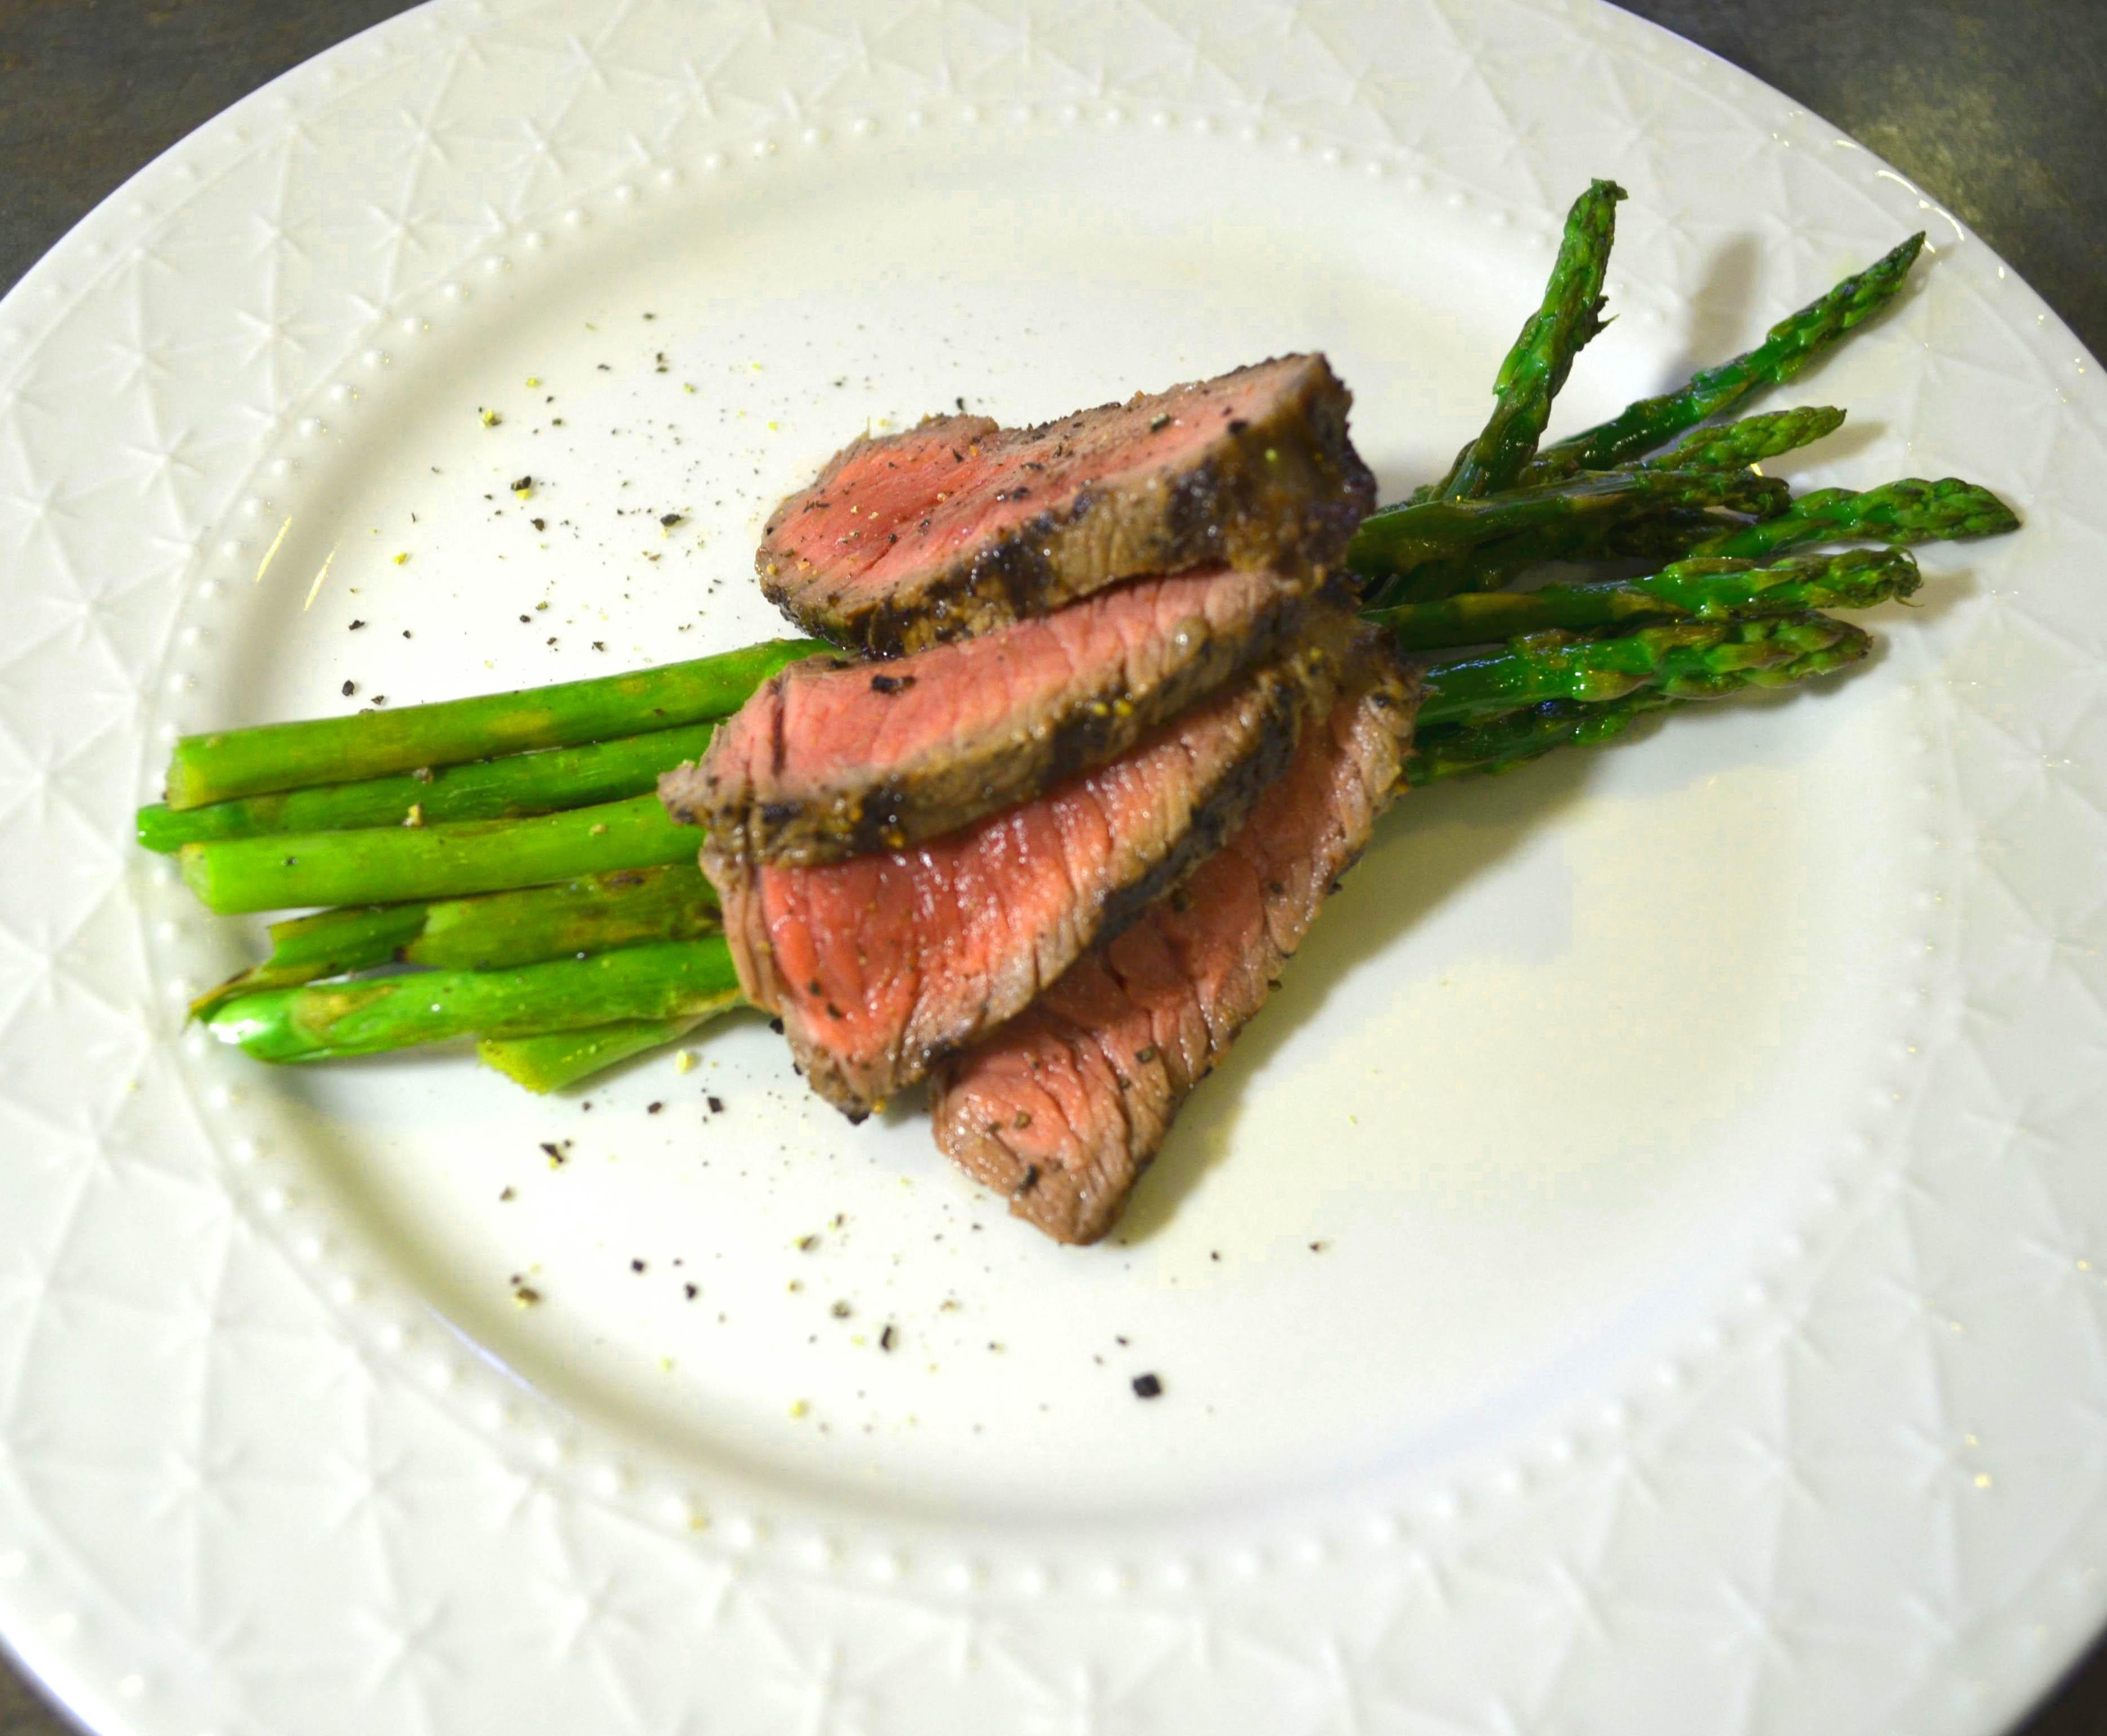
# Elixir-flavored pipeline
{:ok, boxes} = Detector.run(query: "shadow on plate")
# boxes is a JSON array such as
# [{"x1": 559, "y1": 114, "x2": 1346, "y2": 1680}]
[
  {"x1": 1106, "y1": 580, "x2": 1985, "y2": 1245},
  {"x1": 1112, "y1": 728, "x2": 1603, "y2": 1243}
]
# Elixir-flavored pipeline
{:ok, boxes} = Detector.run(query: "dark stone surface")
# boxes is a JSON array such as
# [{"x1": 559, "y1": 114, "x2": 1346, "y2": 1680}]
[
  {"x1": 0, "y1": 3, "x2": 2098, "y2": 1732},
  {"x1": 1618, "y1": 0, "x2": 2106, "y2": 360}
]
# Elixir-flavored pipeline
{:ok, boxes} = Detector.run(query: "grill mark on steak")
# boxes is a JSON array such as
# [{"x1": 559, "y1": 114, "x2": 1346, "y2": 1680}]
[
  {"x1": 756, "y1": 356, "x2": 1376, "y2": 656},
  {"x1": 929, "y1": 628, "x2": 1415, "y2": 1244},
  {"x1": 703, "y1": 620, "x2": 1360, "y2": 1120},
  {"x1": 661, "y1": 566, "x2": 1324, "y2": 866}
]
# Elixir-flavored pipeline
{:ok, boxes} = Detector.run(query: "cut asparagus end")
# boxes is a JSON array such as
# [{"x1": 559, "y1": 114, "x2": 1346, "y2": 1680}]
[
  {"x1": 143, "y1": 721, "x2": 719, "y2": 851},
  {"x1": 203, "y1": 938, "x2": 743, "y2": 1062},
  {"x1": 163, "y1": 637, "x2": 825, "y2": 811},
  {"x1": 478, "y1": 1001, "x2": 744, "y2": 1094},
  {"x1": 177, "y1": 791, "x2": 700, "y2": 915},
  {"x1": 186, "y1": 862, "x2": 722, "y2": 1021}
]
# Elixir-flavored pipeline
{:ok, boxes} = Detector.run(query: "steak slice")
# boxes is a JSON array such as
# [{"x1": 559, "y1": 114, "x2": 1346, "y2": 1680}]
[
  {"x1": 664, "y1": 566, "x2": 1319, "y2": 867},
  {"x1": 758, "y1": 355, "x2": 1376, "y2": 655},
  {"x1": 705, "y1": 625, "x2": 1358, "y2": 1118},
  {"x1": 930, "y1": 630, "x2": 1414, "y2": 1245}
]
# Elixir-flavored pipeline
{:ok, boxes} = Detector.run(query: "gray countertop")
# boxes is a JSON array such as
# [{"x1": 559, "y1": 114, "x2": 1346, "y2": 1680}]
[{"x1": 2, "y1": 2, "x2": 2101, "y2": 1731}]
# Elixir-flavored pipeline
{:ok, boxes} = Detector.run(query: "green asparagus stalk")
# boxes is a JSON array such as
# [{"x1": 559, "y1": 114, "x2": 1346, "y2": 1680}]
[
  {"x1": 1632, "y1": 405, "x2": 1847, "y2": 472},
  {"x1": 1599, "y1": 511, "x2": 1734, "y2": 561},
  {"x1": 1368, "y1": 459, "x2": 2001, "y2": 602},
  {"x1": 1406, "y1": 693, "x2": 1675, "y2": 782},
  {"x1": 1415, "y1": 612, "x2": 1871, "y2": 725},
  {"x1": 190, "y1": 905, "x2": 417, "y2": 1017},
  {"x1": 204, "y1": 620, "x2": 1879, "y2": 1068},
  {"x1": 1348, "y1": 466, "x2": 1787, "y2": 589},
  {"x1": 178, "y1": 791, "x2": 700, "y2": 915},
  {"x1": 411, "y1": 861, "x2": 718, "y2": 965},
  {"x1": 178, "y1": 601, "x2": 1894, "y2": 916},
  {"x1": 190, "y1": 863, "x2": 719, "y2": 1017},
  {"x1": 1426, "y1": 178, "x2": 1625, "y2": 500},
  {"x1": 478, "y1": 1011, "x2": 737, "y2": 1094},
  {"x1": 1406, "y1": 612, "x2": 1875, "y2": 782},
  {"x1": 1688, "y1": 477, "x2": 2019, "y2": 558},
  {"x1": 1368, "y1": 507, "x2": 1721, "y2": 599},
  {"x1": 189, "y1": 903, "x2": 432, "y2": 1017},
  {"x1": 205, "y1": 937, "x2": 743, "y2": 1062},
  {"x1": 163, "y1": 637, "x2": 822, "y2": 811},
  {"x1": 140, "y1": 722, "x2": 718, "y2": 852},
  {"x1": 1518, "y1": 232, "x2": 1925, "y2": 482},
  {"x1": 1372, "y1": 548, "x2": 1917, "y2": 649}
]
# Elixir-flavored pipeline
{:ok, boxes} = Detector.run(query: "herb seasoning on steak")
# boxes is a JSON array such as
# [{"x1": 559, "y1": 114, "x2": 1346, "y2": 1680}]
[
  {"x1": 756, "y1": 355, "x2": 1376, "y2": 655},
  {"x1": 929, "y1": 629, "x2": 1415, "y2": 1243},
  {"x1": 702, "y1": 621, "x2": 1362, "y2": 1120},
  {"x1": 663, "y1": 566, "x2": 1322, "y2": 866}
]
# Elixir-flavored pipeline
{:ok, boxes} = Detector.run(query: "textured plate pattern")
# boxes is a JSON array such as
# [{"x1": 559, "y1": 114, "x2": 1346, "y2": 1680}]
[{"x1": 2, "y1": 2, "x2": 2105, "y2": 1733}]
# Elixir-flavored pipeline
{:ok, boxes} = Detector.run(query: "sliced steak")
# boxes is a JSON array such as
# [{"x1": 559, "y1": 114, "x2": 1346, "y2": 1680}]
[
  {"x1": 930, "y1": 630, "x2": 1414, "y2": 1244},
  {"x1": 665, "y1": 566, "x2": 1319, "y2": 867},
  {"x1": 758, "y1": 355, "x2": 1376, "y2": 655},
  {"x1": 705, "y1": 625, "x2": 1358, "y2": 1118}
]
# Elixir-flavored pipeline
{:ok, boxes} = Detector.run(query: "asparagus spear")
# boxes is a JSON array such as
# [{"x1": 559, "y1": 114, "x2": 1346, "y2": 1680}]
[
  {"x1": 1688, "y1": 477, "x2": 2019, "y2": 558},
  {"x1": 1406, "y1": 612, "x2": 1875, "y2": 782},
  {"x1": 199, "y1": 617, "x2": 1877, "y2": 1071},
  {"x1": 178, "y1": 791, "x2": 699, "y2": 915},
  {"x1": 1600, "y1": 511, "x2": 1733, "y2": 561},
  {"x1": 1348, "y1": 466, "x2": 1787, "y2": 589},
  {"x1": 175, "y1": 605, "x2": 1886, "y2": 916},
  {"x1": 187, "y1": 903, "x2": 432, "y2": 1019},
  {"x1": 202, "y1": 619, "x2": 1875, "y2": 1075},
  {"x1": 205, "y1": 938, "x2": 743, "y2": 1062},
  {"x1": 411, "y1": 861, "x2": 718, "y2": 964},
  {"x1": 1406, "y1": 693, "x2": 1674, "y2": 782},
  {"x1": 1368, "y1": 460, "x2": 2002, "y2": 602},
  {"x1": 140, "y1": 721, "x2": 718, "y2": 852},
  {"x1": 189, "y1": 863, "x2": 719, "y2": 1018},
  {"x1": 163, "y1": 637, "x2": 823, "y2": 811},
  {"x1": 1518, "y1": 232, "x2": 1925, "y2": 482},
  {"x1": 1368, "y1": 507, "x2": 1720, "y2": 600},
  {"x1": 1633, "y1": 405, "x2": 1846, "y2": 472},
  {"x1": 1415, "y1": 612, "x2": 1871, "y2": 725},
  {"x1": 1425, "y1": 178, "x2": 1625, "y2": 500},
  {"x1": 478, "y1": 1012, "x2": 736, "y2": 1094},
  {"x1": 1371, "y1": 547, "x2": 1917, "y2": 649}
]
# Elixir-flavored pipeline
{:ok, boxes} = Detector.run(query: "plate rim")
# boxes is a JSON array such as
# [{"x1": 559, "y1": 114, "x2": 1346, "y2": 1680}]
[{"x1": 2, "y1": 1, "x2": 2104, "y2": 1732}]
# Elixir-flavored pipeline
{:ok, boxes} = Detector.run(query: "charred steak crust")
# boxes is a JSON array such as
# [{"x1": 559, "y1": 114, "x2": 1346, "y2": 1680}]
[
  {"x1": 701, "y1": 620, "x2": 1359, "y2": 1121},
  {"x1": 929, "y1": 628, "x2": 1416, "y2": 1245},
  {"x1": 662, "y1": 567, "x2": 1327, "y2": 867},
  {"x1": 755, "y1": 356, "x2": 1377, "y2": 656},
  {"x1": 1075, "y1": 637, "x2": 1318, "y2": 956}
]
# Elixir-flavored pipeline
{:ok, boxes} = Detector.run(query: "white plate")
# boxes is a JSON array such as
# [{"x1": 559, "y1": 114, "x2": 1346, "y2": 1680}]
[{"x1": 3, "y1": 2, "x2": 2104, "y2": 1731}]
